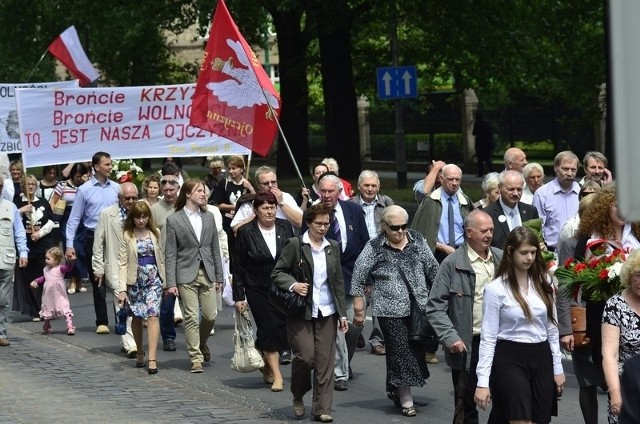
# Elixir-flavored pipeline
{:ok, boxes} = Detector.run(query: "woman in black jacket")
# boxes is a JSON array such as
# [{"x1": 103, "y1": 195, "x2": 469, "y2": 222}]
[{"x1": 233, "y1": 192, "x2": 293, "y2": 392}]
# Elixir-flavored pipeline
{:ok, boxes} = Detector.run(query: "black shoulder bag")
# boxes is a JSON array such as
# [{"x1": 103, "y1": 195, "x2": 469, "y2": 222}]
[
  {"x1": 269, "y1": 237, "x2": 308, "y2": 316},
  {"x1": 395, "y1": 263, "x2": 439, "y2": 346}
]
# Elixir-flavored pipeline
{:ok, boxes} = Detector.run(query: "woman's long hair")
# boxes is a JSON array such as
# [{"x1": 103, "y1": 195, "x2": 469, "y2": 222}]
[
  {"x1": 174, "y1": 178, "x2": 207, "y2": 212},
  {"x1": 123, "y1": 201, "x2": 160, "y2": 239},
  {"x1": 496, "y1": 227, "x2": 556, "y2": 324},
  {"x1": 578, "y1": 183, "x2": 640, "y2": 239}
]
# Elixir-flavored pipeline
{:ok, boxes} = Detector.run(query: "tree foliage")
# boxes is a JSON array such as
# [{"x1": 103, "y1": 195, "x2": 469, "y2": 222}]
[{"x1": 0, "y1": 0, "x2": 607, "y2": 173}]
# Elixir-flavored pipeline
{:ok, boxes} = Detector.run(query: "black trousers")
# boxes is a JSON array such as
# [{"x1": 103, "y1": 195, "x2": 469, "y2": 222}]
[
  {"x1": 84, "y1": 229, "x2": 108, "y2": 327},
  {"x1": 451, "y1": 335, "x2": 481, "y2": 424}
]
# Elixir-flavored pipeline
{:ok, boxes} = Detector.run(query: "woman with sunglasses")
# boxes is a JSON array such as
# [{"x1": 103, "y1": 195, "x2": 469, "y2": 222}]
[{"x1": 351, "y1": 205, "x2": 439, "y2": 417}]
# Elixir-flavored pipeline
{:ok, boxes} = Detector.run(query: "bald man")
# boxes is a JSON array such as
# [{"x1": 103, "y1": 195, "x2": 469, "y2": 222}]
[{"x1": 503, "y1": 147, "x2": 527, "y2": 173}]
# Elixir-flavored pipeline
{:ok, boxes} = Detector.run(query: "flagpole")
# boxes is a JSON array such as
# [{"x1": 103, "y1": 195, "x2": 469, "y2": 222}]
[
  {"x1": 246, "y1": 151, "x2": 253, "y2": 181},
  {"x1": 258, "y1": 85, "x2": 306, "y2": 190},
  {"x1": 25, "y1": 48, "x2": 49, "y2": 82}
]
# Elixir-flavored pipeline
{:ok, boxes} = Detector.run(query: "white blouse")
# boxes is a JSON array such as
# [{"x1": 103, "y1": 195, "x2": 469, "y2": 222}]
[{"x1": 476, "y1": 275, "x2": 562, "y2": 387}]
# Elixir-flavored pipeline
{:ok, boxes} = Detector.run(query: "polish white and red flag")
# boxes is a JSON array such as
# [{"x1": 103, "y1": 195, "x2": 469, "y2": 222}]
[
  {"x1": 48, "y1": 25, "x2": 100, "y2": 87},
  {"x1": 190, "y1": 0, "x2": 280, "y2": 157}
]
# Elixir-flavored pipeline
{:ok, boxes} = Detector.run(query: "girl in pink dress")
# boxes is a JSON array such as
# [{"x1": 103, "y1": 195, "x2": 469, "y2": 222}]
[{"x1": 30, "y1": 247, "x2": 76, "y2": 335}]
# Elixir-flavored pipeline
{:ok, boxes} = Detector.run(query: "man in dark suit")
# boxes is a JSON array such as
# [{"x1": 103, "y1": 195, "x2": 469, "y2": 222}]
[
  {"x1": 484, "y1": 170, "x2": 539, "y2": 250},
  {"x1": 165, "y1": 178, "x2": 223, "y2": 374},
  {"x1": 314, "y1": 173, "x2": 370, "y2": 390}
]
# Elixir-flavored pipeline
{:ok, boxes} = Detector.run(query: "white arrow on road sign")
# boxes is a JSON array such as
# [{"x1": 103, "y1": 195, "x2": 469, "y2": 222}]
[
  {"x1": 382, "y1": 72, "x2": 392, "y2": 96},
  {"x1": 402, "y1": 70, "x2": 413, "y2": 95}
]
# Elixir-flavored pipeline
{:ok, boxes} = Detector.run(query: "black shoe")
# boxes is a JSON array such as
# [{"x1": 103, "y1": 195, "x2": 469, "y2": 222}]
[
  {"x1": 163, "y1": 339, "x2": 176, "y2": 352},
  {"x1": 334, "y1": 380, "x2": 348, "y2": 391},
  {"x1": 279, "y1": 350, "x2": 292, "y2": 365}
]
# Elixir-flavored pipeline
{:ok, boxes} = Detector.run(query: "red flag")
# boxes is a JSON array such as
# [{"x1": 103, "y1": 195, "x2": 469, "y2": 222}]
[
  {"x1": 190, "y1": 0, "x2": 280, "y2": 157},
  {"x1": 48, "y1": 26, "x2": 100, "y2": 86}
]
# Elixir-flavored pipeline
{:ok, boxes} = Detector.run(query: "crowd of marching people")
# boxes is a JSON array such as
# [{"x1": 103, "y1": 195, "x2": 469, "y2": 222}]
[{"x1": 1, "y1": 148, "x2": 640, "y2": 423}]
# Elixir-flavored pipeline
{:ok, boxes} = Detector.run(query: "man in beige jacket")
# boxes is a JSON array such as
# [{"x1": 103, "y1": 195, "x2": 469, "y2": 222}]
[{"x1": 92, "y1": 182, "x2": 138, "y2": 356}]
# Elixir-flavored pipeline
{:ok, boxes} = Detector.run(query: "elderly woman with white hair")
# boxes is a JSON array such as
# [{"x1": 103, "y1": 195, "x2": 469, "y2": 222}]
[
  {"x1": 351, "y1": 205, "x2": 439, "y2": 417},
  {"x1": 473, "y1": 172, "x2": 500, "y2": 209},
  {"x1": 602, "y1": 249, "x2": 640, "y2": 423},
  {"x1": 521, "y1": 162, "x2": 545, "y2": 204}
]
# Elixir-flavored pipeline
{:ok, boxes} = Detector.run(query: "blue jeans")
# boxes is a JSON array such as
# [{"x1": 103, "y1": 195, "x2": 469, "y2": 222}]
[
  {"x1": 160, "y1": 293, "x2": 176, "y2": 343},
  {"x1": 0, "y1": 269, "x2": 13, "y2": 339}
]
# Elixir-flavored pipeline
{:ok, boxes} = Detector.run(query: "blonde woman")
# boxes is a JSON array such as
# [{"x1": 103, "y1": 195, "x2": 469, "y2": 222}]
[{"x1": 118, "y1": 202, "x2": 165, "y2": 374}]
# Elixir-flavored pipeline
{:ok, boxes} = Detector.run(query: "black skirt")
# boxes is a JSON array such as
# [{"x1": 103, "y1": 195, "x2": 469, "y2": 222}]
[{"x1": 489, "y1": 340, "x2": 557, "y2": 424}]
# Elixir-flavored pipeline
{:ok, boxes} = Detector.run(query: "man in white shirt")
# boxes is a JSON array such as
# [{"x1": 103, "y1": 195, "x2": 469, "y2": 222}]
[
  {"x1": 426, "y1": 210, "x2": 503, "y2": 424},
  {"x1": 164, "y1": 179, "x2": 223, "y2": 373},
  {"x1": 231, "y1": 166, "x2": 302, "y2": 231}
]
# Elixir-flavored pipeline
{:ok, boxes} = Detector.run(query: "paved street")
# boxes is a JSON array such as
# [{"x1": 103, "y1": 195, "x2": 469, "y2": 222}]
[{"x1": 1, "y1": 289, "x2": 608, "y2": 423}]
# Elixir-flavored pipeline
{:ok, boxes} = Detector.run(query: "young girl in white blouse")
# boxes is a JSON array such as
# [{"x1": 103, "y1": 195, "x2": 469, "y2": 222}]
[{"x1": 474, "y1": 227, "x2": 565, "y2": 424}]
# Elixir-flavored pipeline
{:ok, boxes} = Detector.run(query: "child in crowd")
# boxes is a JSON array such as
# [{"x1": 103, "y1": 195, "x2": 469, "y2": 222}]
[{"x1": 30, "y1": 247, "x2": 76, "y2": 335}]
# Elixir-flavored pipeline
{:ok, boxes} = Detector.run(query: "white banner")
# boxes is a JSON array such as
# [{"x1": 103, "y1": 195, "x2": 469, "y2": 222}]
[
  {"x1": 0, "y1": 80, "x2": 79, "y2": 154},
  {"x1": 16, "y1": 83, "x2": 250, "y2": 168}
]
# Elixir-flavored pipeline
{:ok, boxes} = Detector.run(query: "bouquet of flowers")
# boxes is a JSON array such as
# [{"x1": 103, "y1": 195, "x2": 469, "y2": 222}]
[
  {"x1": 555, "y1": 242, "x2": 627, "y2": 302},
  {"x1": 110, "y1": 159, "x2": 144, "y2": 185}
]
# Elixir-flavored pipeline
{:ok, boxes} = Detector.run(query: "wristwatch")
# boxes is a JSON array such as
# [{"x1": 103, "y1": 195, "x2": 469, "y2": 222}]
[{"x1": 279, "y1": 201, "x2": 285, "y2": 207}]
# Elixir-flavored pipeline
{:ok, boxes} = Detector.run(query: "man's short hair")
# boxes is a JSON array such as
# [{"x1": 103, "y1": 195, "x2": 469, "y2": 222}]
[
  {"x1": 318, "y1": 173, "x2": 343, "y2": 191},
  {"x1": 161, "y1": 161, "x2": 181, "y2": 177},
  {"x1": 91, "y1": 151, "x2": 110, "y2": 167},
  {"x1": 255, "y1": 166, "x2": 276, "y2": 182},
  {"x1": 357, "y1": 170, "x2": 379, "y2": 186},
  {"x1": 498, "y1": 170, "x2": 524, "y2": 186},
  {"x1": 554, "y1": 151, "x2": 579, "y2": 167},
  {"x1": 582, "y1": 151, "x2": 608, "y2": 170}
]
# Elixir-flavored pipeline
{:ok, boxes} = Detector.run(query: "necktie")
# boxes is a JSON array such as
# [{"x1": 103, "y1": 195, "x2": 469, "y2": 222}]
[
  {"x1": 509, "y1": 209, "x2": 518, "y2": 231},
  {"x1": 331, "y1": 209, "x2": 342, "y2": 247},
  {"x1": 448, "y1": 197, "x2": 456, "y2": 247}
]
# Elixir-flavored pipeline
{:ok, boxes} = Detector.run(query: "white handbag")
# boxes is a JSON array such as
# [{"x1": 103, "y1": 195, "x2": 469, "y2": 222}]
[{"x1": 230, "y1": 309, "x2": 265, "y2": 373}]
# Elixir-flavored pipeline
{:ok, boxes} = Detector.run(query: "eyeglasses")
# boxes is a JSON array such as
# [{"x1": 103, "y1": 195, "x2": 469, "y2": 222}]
[
  {"x1": 387, "y1": 223, "x2": 408, "y2": 232},
  {"x1": 312, "y1": 221, "x2": 331, "y2": 227},
  {"x1": 259, "y1": 180, "x2": 278, "y2": 186},
  {"x1": 160, "y1": 178, "x2": 179, "y2": 186},
  {"x1": 120, "y1": 196, "x2": 137, "y2": 201}
]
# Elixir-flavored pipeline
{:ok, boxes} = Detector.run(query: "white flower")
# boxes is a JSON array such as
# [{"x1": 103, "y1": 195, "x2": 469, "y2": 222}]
[{"x1": 608, "y1": 261, "x2": 623, "y2": 281}]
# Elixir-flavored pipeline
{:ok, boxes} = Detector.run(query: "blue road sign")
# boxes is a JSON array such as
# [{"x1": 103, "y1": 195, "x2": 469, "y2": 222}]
[{"x1": 377, "y1": 66, "x2": 418, "y2": 99}]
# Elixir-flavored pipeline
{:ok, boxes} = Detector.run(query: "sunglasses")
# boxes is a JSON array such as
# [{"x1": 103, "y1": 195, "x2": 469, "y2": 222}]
[{"x1": 387, "y1": 223, "x2": 408, "y2": 232}]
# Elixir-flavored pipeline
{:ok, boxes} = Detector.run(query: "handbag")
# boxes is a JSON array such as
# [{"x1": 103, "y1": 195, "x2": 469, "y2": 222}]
[
  {"x1": 52, "y1": 198, "x2": 66, "y2": 217},
  {"x1": 115, "y1": 303, "x2": 130, "y2": 336},
  {"x1": 230, "y1": 309, "x2": 265, "y2": 373},
  {"x1": 269, "y1": 237, "x2": 307, "y2": 316},
  {"x1": 570, "y1": 306, "x2": 591, "y2": 347},
  {"x1": 395, "y1": 263, "x2": 439, "y2": 345}
]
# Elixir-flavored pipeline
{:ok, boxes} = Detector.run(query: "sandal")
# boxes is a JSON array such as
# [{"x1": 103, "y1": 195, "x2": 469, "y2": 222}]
[
  {"x1": 136, "y1": 352, "x2": 146, "y2": 368},
  {"x1": 387, "y1": 391, "x2": 401, "y2": 407},
  {"x1": 147, "y1": 359, "x2": 158, "y2": 375},
  {"x1": 401, "y1": 406, "x2": 416, "y2": 417}
]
